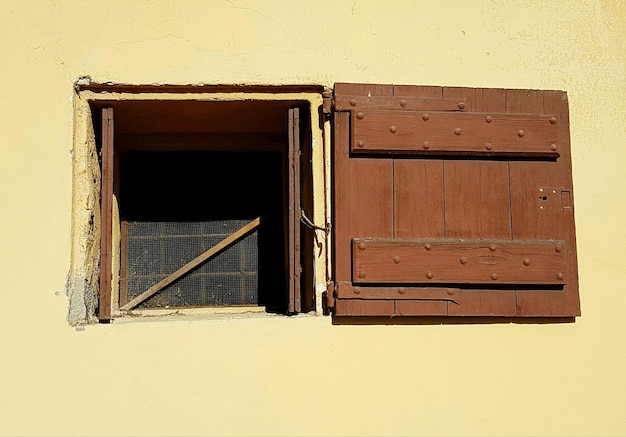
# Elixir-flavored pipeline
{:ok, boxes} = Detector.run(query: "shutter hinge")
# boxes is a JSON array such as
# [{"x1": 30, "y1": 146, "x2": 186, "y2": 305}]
[
  {"x1": 322, "y1": 90, "x2": 333, "y2": 117},
  {"x1": 323, "y1": 281, "x2": 335, "y2": 315}
]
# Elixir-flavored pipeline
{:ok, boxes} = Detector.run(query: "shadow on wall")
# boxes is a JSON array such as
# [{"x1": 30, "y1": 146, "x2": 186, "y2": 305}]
[{"x1": 332, "y1": 316, "x2": 576, "y2": 326}]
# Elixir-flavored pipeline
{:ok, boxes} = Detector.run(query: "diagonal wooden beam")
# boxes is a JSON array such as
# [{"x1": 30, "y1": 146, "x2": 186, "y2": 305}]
[{"x1": 120, "y1": 216, "x2": 262, "y2": 311}]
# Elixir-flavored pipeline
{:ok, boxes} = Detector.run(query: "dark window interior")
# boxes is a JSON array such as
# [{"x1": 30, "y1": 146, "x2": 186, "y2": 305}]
[{"x1": 120, "y1": 151, "x2": 285, "y2": 311}]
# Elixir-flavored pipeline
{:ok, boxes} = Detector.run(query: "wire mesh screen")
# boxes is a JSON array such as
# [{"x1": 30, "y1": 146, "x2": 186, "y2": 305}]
[
  {"x1": 124, "y1": 220, "x2": 258, "y2": 308},
  {"x1": 119, "y1": 150, "x2": 286, "y2": 311}
]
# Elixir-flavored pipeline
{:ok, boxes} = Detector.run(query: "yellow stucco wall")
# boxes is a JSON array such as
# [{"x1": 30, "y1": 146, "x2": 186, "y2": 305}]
[{"x1": 1, "y1": 1, "x2": 625, "y2": 435}]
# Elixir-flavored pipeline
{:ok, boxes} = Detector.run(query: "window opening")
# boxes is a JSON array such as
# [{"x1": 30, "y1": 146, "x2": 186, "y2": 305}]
[
  {"x1": 119, "y1": 151, "x2": 282, "y2": 310},
  {"x1": 91, "y1": 98, "x2": 314, "y2": 319}
]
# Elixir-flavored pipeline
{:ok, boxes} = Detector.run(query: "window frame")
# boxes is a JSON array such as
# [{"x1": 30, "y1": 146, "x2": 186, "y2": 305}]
[{"x1": 68, "y1": 84, "x2": 328, "y2": 324}]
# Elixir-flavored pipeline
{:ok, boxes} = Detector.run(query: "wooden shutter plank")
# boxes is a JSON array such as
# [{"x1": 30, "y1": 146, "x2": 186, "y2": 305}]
[
  {"x1": 334, "y1": 299, "x2": 394, "y2": 316},
  {"x1": 335, "y1": 299, "x2": 449, "y2": 317},
  {"x1": 393, "y1": 84, "x2": 443, "y2": 99},
  {"x1": 465, "y1": 87, "x2": 522, "y2": 317},
  {"x1": 443, "y1": 87, "x2": 477, "y2": 111},
  {"x1": 448, "y1": 290, "x2": 517, "y2": 316},
  {"x1": 506, "y1": 88, "x2": 543, "y2": 113},
  {"x1": 334, "y1": 82, "x2": 393, "y2": 97},
  {"x1": 510, "y1": 170, "x2": 568, "y2": 239},
  {"x1": 333, "y1": 111, "x2": 352, "y2": 282},
  {"x1": 542, "y1": 90, "x2": 573, "y2": 182},
  {"x1": 516, "y1": 292, "x2": 578, "y2": 317},
  {"x1": 436, "y1": 86, "x2": 519, "y2": 316},
  {"x1": 444, "y1": 160, "x2": 512, "y2": 240},
  {"x1": 352, "y1": 111, "x2": 559, "y2": 156},
  {"x1": 508, "y1": 89, "x2": 580, "y2": 316},
  {"x1": 333, "y1": 111, "x2": 393, "y2": 283},
  {"x1": 396, "y1": 300, "x2": 447, "y2": 316},
  {"x1": 99, "y1": 107, "x2": 114, "y2": 322},
  {"x1": 349, "y1": 160, "x2": 393, "y2": 237},
  {"x1": 335, "y1": 95, "x2": 464, "y2": 111},
  {"x1": 394, "y1": 159, "x2": 444, "y2": 239},
  {"x1": 473, "y1": 88, "x2": 507, "y2": 112},
  {"x1": 443, "y1": 86, "x2": 507, "y2": 113},
  {"x1": 509, "y1": 89, "x2": 555, "y2": 240},
  {"x1": 352, "y1": 239, "x2": 567, "y2": 285}
]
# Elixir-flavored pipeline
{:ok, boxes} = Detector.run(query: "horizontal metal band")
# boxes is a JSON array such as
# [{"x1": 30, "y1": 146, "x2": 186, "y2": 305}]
[
  {"x1": 333, "y1": 298, "x2": 449, "y2": 316},
  {"x1": 352, "y1": 238, "x2": 567, "y2": 285},
  {"x1": 334, "y1": 282, "x2": 460, "y2": 301},
  {"x1": 352, "y1": 111, "x2": 560, "y2": 157}
]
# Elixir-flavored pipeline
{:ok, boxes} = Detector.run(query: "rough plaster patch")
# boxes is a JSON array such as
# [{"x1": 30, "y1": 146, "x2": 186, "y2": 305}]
[
  {"x1": 66, "y1": 276, "x2": 98, "y2": 325},
  {"x1": 66, "y1": 92, "x2": 101, "y2": 325}
]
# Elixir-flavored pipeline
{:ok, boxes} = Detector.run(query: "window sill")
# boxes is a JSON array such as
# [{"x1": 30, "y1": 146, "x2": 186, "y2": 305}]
[{"x1": 110, "y1": 307, "x2": 317, "y2": 324}]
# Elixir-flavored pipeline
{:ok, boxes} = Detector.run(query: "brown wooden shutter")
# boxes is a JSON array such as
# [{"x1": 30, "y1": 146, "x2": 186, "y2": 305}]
[
  {"x1": 287, "y1": 108, "x2": 302, "y2": 313},
  {"x1": 331, "y1": 83, "x2": 579, "y2": 317},
  {"x1": 99, "y1": 107, "x2": 114, "y2": 322}
]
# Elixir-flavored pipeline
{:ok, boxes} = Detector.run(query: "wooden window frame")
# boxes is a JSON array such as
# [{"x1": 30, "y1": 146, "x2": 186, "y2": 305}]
[{"x1": 85, "y1": 89, "x2": 322, "y2": 322}]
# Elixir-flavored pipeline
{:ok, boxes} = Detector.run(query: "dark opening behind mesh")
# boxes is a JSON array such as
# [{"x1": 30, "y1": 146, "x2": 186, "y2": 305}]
[{"x1": 119, "y1": 151, "x2": 286, "y2": 310}]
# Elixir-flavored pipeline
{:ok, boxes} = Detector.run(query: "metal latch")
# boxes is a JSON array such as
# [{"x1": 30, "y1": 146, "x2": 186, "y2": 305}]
[{"x1": 538, "y1": 187, "x2": 572, "y2": 210}]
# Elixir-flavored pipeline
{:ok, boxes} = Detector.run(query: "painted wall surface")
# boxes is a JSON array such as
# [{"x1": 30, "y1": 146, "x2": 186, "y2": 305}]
[{"x1": 1, "y1": 0, "x2": 625, "y2": 435}]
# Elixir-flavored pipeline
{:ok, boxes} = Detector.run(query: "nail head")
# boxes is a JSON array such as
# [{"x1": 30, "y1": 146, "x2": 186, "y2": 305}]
[{"x1": 556, "y1": 272, "x2": 564, "y2": 281}]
